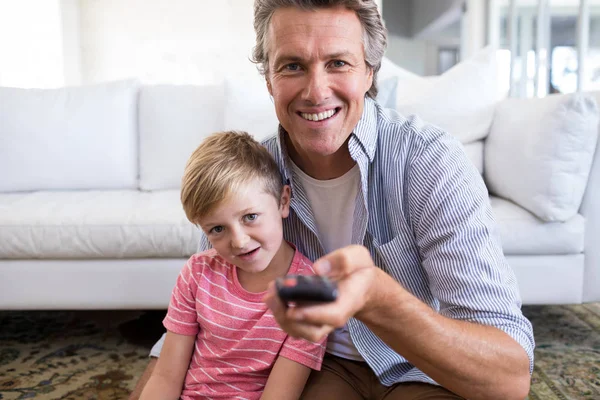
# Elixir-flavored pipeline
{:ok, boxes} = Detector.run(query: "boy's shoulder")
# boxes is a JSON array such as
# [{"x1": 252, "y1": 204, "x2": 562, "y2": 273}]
[
  {"x1": 289, "y1": 248, "x2": 317, "y2": 276},
  {"x1": 187, "y1": 249, "x2": 232, "y2": 273}
]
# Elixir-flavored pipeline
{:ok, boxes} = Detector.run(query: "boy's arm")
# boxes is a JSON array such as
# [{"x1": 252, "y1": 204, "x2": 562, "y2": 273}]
[
  {"x1": 260, "y1": 356, "x2": 312, "y2": 400},
  {"x1": 128, "y1": 357, "x2": 157, "y2": 400},
  {"x1": 139, "y1": 331, "x2": 195, "y2": 400}
]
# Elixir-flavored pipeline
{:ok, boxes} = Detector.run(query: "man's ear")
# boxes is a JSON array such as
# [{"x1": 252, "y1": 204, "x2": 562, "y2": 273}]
[
  {"x1": 279, "y1": 185, "x2": 291, "y2": 218},
  {"x1": 365, "y1": 66, "x2": 374, "y2": 93}
]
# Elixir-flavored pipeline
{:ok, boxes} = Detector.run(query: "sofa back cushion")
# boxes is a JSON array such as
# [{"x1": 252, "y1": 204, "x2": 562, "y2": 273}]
[
  {"x1": 390, "y1": 46, "x2": 499, "y2": 145},
  {"x1": 139, "y1": 84, "x2": 225, "y2": 190},
  {"x1": 0, "y1": 80, "x2": 139, "y2": 192},
  {"x1": 484, "y1": 92, "x2": 599, "y2": 222},
  {"x1": 223, "y1": 75, "x2": 279, "y2": 142},
  {"x1": 463, "y1": 140, "x2": 484, "y2": 173}
]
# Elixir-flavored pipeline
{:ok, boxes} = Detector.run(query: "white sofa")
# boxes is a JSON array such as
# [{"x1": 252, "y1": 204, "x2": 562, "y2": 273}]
[{"x1": 1, "y1": 58, "x2": 599, "y2": 310}]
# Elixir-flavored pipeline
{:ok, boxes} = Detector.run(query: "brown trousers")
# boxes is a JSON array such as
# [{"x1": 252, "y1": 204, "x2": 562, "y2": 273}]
[{"x1": 300, "y1": 354, "x2": 464, "y2": 400}]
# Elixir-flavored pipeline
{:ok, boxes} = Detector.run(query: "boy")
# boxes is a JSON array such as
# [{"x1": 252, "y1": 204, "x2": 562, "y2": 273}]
[{"x1": 140, "y1": 131, "x2": 326, "y2": 400}]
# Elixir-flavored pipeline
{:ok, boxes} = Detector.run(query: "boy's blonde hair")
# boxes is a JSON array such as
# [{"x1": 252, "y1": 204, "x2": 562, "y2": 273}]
[{"x1": 181, "y1": 131, "x2": 284, "y2": 224}]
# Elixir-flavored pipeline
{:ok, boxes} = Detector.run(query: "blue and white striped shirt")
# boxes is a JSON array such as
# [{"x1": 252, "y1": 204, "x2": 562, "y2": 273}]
[{"x1": 262, "y1": 97, "x2": 535, "y2": 386}]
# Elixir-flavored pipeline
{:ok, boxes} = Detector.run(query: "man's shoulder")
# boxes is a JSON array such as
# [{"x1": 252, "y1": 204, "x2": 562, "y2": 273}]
[
  {"x1": 374, "y1": 103, "x2": 448, "y2": 150},
  {"x1": 260, "y1": 135, "x2": 280, "y2": 156}
]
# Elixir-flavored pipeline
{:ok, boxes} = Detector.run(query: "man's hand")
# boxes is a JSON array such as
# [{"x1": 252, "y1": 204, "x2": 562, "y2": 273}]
[{"x1": 264, "y1": 245, "x2": 382, "y2": 342}]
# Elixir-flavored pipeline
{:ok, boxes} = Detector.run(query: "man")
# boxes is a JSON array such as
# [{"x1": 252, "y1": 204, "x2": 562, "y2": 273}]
[{"x1": 130, "y1": 1, "x2": 534, "y2": 399}]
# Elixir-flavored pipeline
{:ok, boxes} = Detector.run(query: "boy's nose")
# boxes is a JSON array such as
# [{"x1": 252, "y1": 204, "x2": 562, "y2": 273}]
[{"x1": 231, "y1": 230, "x2": 250, "y2": 250}]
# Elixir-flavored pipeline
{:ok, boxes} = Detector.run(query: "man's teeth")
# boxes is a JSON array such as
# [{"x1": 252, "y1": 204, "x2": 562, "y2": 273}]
[{"x1": 301, "y1": 109, "x2": 335, "y2": 121}]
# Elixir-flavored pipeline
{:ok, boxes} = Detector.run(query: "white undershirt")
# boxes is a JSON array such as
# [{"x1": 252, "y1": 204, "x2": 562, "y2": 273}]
[{"x1": 292, "y1": 162, "x2": 364, "y2": 361}]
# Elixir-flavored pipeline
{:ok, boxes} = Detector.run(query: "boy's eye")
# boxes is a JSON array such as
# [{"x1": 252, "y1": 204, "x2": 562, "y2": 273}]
[
  {"x1": 244, "y1": 214, "x2": 258, "y2": 222},
  {"x1": 210, "y1": 226, "x2": 223, "y2": 234},
  {"x1": 332, "y1": 60, "x2": 346, "y2": 68}
]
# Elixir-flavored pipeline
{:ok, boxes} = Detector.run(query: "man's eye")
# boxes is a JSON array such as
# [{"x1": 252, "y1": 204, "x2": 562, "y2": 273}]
[
  {"x1": 285, "y1": 63, "x2": 301, "y2": 71},
  {"x1": 244, "y1": 214, "x2": 258, "y2": 222},
  {"x1": 332, "y1": 60, "x2": 346, "y2": 68},
  {"x1": 210, "y1": 226, "x2": 223, "y2": 234}
]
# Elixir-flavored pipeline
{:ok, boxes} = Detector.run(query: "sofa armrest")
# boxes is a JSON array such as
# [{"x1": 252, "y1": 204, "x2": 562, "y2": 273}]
[{"x1": 580, "y1": 119, "x2": 600, "y2": 302}]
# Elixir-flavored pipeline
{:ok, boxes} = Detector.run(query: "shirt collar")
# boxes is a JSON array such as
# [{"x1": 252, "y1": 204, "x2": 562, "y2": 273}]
[{"x1": 351, "y1": 96, "x2": 378, "y2": 162}]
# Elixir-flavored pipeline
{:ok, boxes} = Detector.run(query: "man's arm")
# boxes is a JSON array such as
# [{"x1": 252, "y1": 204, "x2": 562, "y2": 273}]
[
  {"x1": 261, "y1": 357, "x2": 312, "y2": 400},
  {"x1": 139, "y1": 331, "x2": 195, "y2": 400},
  {"x1": 265, "y1": 135, "x2": 533, "y2": 400},
  {"x1": 265, "y1": 248, "x2": 530, "y2": 400}
]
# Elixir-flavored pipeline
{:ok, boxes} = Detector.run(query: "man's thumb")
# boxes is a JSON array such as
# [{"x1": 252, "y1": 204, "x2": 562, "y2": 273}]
[
  {"x1": 313, "y1": 259, "x2": 331, "y2": 276},
  {"x1": 314, "y1": 245, "x2": 371, "y2": 278}
]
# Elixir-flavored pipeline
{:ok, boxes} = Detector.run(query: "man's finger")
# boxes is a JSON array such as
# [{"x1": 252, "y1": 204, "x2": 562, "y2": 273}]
[
  {"x1": 285, "y1": 301, "x2": 349, "y2": 328},
  {"x1": 264, "y1": 283, "x2": 286, "y2": 316},
  {"x1": 281, "y1": 321, "x2": 334, "y2": 343}
]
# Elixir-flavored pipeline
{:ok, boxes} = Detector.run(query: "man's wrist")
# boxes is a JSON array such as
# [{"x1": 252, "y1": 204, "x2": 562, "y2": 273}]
[{"x1": 355, "y1": 268, "x2": 396, "y2": 322}]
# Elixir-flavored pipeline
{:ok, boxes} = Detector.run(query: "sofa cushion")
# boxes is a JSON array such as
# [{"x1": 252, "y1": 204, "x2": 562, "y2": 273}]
[
  {"x1": 491, "y1": 196, "x2": 584, "y2": 255},
  {"x1": 139, "y1": 84, "x2": 225, "y2": 191},
  {"x1": 223, "y1": 75, "x2": 279, "y2": 142},
  {"x1": 375, "y1": 57, "x2": 419, "y2": 109},
  {"x1": 484, "y1": 92, "x2": 599, "y2": 222},
  {"x1": 391, "y1": 46, "x2": 498, "y2": 144},
  {"x1": 0, "y1": 191, "x2": 200, "y2": 258},
  {"x1": 0, "y1": 80, "x2": 139, "y2": 192},
  {"x1": 463, "y1": 140, "x2": 483, "y2": 173}
]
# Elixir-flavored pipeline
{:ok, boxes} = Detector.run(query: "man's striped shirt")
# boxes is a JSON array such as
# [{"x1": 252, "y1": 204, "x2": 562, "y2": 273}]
[{"x1": 259, "y1": 97, "x2": 535, "y2": 386}]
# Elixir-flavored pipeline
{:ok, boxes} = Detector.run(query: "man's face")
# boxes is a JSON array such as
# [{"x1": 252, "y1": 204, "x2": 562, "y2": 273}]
[{"x1": 265, "y1": 6, "x2": 373, "y2": 169}]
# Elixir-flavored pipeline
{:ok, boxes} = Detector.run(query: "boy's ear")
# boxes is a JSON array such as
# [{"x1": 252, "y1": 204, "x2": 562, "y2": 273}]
[{"x1": 279, "y1": 185, "x2": 291, "y2": 218}]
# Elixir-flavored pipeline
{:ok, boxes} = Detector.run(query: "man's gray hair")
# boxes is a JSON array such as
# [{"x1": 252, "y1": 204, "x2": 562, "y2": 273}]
[{"x1": 252, "y1": 0, "x2": 387, "y2": 99}]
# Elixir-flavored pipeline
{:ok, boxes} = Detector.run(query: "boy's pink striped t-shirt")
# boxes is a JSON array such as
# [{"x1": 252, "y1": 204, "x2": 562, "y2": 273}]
[{"x1": 163, "y1": 248, "x2": 326, "y2": 400}]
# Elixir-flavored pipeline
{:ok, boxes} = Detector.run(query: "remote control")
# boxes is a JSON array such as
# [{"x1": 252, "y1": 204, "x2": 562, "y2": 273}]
[{"x1": 275, "y1": 275, "x2": 338, "y2": 303}]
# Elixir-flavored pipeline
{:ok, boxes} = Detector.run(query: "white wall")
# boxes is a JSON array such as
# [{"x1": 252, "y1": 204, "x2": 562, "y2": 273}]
[
  {"x1": 412, "y1": 0, "x2": 463, "y2": 37},
  {"x1": 461, "y1": 0, "x2": 487, "y2": 60},
  {"x1": 0, "y1": 0, "x2": 65, "y2": 88},
  {"x1": 79, "y1": 0, "x2": 258, "y2": 85},
  {"x1": 60, "y1": 0, "x2": 82, "y2": 86},
  {"x1": 1, "y1": 0, "x2": 386, "y2": 88},
  {"x1": 385, "y1": 35, "x2": 429, "y2": 75},
  {"x1": 382, "y1": 0, "x2": 412, "y2": 37}
]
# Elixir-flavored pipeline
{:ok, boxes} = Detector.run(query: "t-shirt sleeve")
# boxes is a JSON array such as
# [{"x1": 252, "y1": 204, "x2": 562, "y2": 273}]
[
  {"x1": 278, "y1": 254, "x2": 327, "y2": 370},
  {"x1": 279, "y1": 335, "x2": 326, "y2": 371},
  {"x1": 163, "y1": 256, "x2": 200, "y2": 336}
]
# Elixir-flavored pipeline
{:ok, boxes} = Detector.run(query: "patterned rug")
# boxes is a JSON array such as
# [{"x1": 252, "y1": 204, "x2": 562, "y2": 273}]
[{"x1": 0, "y1": 304, "x2": 599, "y2": 399}]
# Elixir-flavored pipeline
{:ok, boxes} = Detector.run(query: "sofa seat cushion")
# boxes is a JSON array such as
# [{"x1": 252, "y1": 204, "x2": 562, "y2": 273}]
[
  {"x1": 0, "y1": 191, "x2": 200, "y2": 259},
  {"x1": 491, "y1": 196, "x2": 584, "y2": 255}
]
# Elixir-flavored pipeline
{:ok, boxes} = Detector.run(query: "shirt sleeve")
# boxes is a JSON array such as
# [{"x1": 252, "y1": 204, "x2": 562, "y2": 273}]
[
  {"x1": 163, "y1": 256, "x2": 201, "y2": 336},
  {"x1": 279, "y1": 335, "x2": 327, "y2": 371},
  {"x1": 197, "y1": 230, "x2": 211, "y2": 253},
  {"x1": 407, "y1": 132, "x2": 535, "y2": 373}
]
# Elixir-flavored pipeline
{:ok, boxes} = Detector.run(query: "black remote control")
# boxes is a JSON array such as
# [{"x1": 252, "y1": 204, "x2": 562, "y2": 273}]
[{"x1": 275, "y1": 275, "x2": 338, "y2": 303}]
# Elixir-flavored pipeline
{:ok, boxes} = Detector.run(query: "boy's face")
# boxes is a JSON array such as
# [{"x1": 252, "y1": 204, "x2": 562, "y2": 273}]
[{"x1": 198, "y1": 181, "x2": 291, "y2": 275}]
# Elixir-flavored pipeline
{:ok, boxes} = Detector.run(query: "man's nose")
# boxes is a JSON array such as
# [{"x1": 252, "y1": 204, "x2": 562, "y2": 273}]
[
  {"x1": 302, "y1": 68, "x2": 331, "y2": 105},
  {"x1": 230, "y1": 227, "x2": 250, "y2": 249}
]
